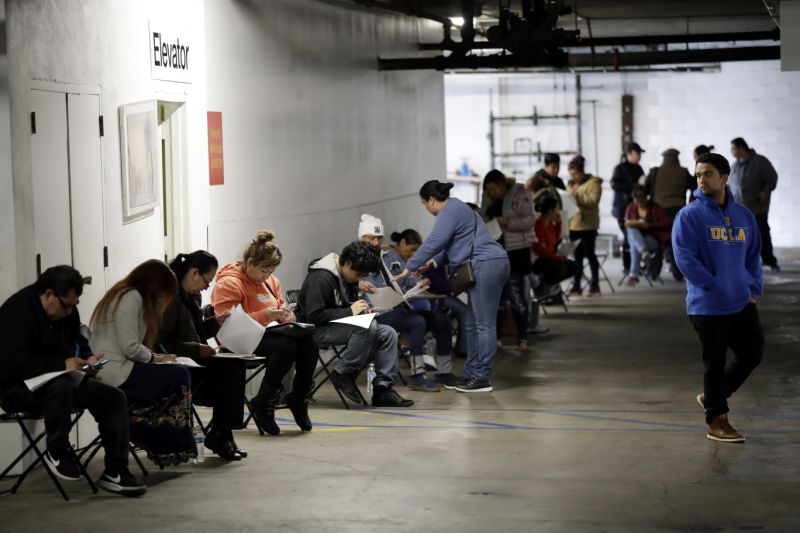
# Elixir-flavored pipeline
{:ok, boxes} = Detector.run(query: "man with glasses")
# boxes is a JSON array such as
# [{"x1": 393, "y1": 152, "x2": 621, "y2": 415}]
[{"x1": 0, "y1": 265, "x2": 146, "y2": 496}]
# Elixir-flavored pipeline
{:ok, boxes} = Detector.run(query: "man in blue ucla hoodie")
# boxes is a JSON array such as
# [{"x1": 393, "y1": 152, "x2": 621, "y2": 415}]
[{"x1": 672, "y1": 152, "x2": 764, "y2": 443}]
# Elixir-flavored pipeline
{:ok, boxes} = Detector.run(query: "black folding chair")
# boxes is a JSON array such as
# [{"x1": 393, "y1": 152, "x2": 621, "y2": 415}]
[
  {"x1": 76, "y1": 434, "x2": 151, "y2": 476},
  {"x1": 0, "y1": 409, "x2": 97, "y2": 501}
]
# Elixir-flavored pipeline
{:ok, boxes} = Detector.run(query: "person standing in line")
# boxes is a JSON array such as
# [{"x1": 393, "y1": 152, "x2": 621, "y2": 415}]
[
  {"x1": 566, "y1": 155, "x2": 603, "y2": 297},
  {"x1": 530, "y1": 152, "x2": 566, "y2": 190},
  {"x1": 482, "y1": 170, "x2": 537, "y2": 351},
  {"x1": 673, "y1": 152, "x2": 764, "y2": 443},
  {"x1": 611, "y1": 143, "x2": 645, "y2": 274},
  {"x1": 393, "y1": 181, "x2": 509, "y2": 393},
  {"x1": 729, "y1": 137, "x2": 780, "y2": 272},
  {"x1": 693, "y1": 144, "x2": 714, "y2": 161},
  {"x1": 644, "y1": 148, "x2": 696, "y2": 281}
]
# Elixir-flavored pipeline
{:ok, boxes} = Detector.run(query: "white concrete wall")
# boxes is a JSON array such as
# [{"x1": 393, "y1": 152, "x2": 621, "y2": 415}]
[
  {"x1": 445, "y1": 62, "x2": 800, "y2": 249},
  {"x1": 6, "y1": 0, "x2": 209, "y2": 296},
  {"x1": 204, "y1": 0, "x2": 445, "y2": 291},
  {"x1": 0, "y1": 55, "x2": 16, "y2": 300}
]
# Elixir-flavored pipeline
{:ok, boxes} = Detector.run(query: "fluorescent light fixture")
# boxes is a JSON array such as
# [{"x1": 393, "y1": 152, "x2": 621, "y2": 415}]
[{"x1": 450, "y1": 16, "x2": 464, "y2": 27}]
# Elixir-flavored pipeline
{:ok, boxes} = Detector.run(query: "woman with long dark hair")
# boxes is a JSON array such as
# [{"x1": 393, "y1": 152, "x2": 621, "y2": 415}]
[
  {"x1": 158, "y1": 250, "x2": 248, "y2": 460},
  {"x1": 393, "y1": 181, "x2": 509, "y2": 393},
  {"x1": 90, "y1": 260, "x2": 195, "y2": 465}
]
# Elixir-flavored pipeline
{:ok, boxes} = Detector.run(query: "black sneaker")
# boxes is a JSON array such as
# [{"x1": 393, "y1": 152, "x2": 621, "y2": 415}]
[
  {"x1": 97, "y1": 468, "x2": 147, "y2": 497},
  {"x1": 329, "y1": 370, "x2": 362, "y2": 404},
  {"x1": 454, "y1": 377, "x2": 493, "y2": 393},
  {"x1": 371, "y1": 386, "x2": 414, "y2": 407},
  {"x1": 44, "y1": 451, "x2": 82, "y2": 481}
]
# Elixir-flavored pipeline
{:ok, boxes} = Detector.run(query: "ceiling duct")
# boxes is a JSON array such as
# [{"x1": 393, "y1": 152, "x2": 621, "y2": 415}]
[{"x1": 483, "y1": 0, "x2": 577, "y2": 67}]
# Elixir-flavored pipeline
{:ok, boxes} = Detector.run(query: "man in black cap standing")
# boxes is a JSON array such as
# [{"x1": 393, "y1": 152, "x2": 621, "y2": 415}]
[
  {"x1": 611, "y1": 142, "x2": 646, "y2": 274},
  {"x1": 645, "y1": 148, "x2": 696, "y2": 280}
]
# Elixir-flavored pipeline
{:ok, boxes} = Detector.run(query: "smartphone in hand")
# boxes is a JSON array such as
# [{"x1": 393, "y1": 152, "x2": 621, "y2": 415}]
[{"x1": 81, "y1": 358, "x2": 109, "y2": 370}]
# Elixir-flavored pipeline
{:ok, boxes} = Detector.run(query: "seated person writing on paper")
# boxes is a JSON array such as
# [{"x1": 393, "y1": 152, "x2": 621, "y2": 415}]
[
  {"x1": 157, "y1": 251, "x2": 247, "y2": 460},
  {"x1": 296, "y1": 241, "x2": 413, "y2": 408},
  {"x1": 532, "y1": 196, "x2": 578, "y2": 290},
  {"x1": 0, "y1": 266, "x2": 145, "y2": 496},
  {"x1": 358, "y1": 215, "x2": 451, "y2": 391},
  {"x1": 90, "y1": 260, "x2": 196, "y2": 466},
  {"x1": 383, "y1": 228, "x2": 457, "y2": 387},
  {"x1": 211, "y1": 231, "x2": 317, "y2": 435},
  {"x1": 623, "y1": 185, "x2": 671, "y2": 285}
]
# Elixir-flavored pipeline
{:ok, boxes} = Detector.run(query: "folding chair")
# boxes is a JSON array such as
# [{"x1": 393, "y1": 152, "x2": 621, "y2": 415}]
[
  {"x1": 0, "y1": 409, "x2": 97, "y2": 501},
  {"x1": 311, "y1": 343, "x2": 368, "y2": 409},
  {"x1": 581, "y1": 234, "x2": 616, "y2": 293},
  {"x1": 76, "y1": 434, "x2": 151, "y2": 476}
]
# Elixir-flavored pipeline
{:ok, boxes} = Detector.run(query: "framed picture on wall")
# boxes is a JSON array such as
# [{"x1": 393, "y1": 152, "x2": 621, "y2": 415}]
[{"x1": 119, "y1": 100, "x2": 160, "y2": 222}]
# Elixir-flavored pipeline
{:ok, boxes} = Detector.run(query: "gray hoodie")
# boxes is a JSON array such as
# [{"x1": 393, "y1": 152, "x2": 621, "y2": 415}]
[{"x1": 297, "y1": 253, "x2": 357, "y2": 325}]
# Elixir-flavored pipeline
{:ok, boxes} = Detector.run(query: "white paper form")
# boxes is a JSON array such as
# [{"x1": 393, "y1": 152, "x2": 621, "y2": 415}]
[
  {"x1": 367, "y1": 287, "x2": 405, "y2": 311},
  {"x1": 557, "y1": 239, "x2": 580, "y2": 258},
  {"x1": 402, "y1": 280, "x2": 429, "y2": 300},
  {"x1": 216, "y1": 304, "x2": 265, "y2": 355},
  {"x1": 24, "y1": 370, "x2": 84, "y2": 392},
  {"x1": 331, "y1": 313, "x2": 377, "y2": 329}
]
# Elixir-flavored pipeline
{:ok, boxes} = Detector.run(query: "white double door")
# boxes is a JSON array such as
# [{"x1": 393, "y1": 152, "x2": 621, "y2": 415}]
[{"x1": 30, "y1": 89, "x2": 107, "y2": 317}]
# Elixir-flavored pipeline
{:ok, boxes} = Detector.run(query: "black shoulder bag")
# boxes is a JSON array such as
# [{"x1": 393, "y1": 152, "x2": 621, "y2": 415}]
[{"x1": 447, "y1": 213, "x2": 478, "y2": 297}]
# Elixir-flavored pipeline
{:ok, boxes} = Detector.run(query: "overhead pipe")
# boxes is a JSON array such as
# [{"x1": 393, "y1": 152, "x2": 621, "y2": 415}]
[
  {"x1": 417, "y1": 29, "x2": 780, "y2": 51},
  {"x1": 378, "y1": 45, "x2": 781, "y2": 71}
]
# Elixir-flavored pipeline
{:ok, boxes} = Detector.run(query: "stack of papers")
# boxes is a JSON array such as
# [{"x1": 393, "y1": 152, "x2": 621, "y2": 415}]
[
  {"x1": 217, "y1": 305, "x2": 267, "y2": 354},
  {"x1": 156, "y1": 357, "x2": 203, "y2": 368}
]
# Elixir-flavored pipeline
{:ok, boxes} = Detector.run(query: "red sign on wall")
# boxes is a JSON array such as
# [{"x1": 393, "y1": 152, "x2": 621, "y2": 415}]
[{"x1": 207, "y1": 111, "x2": 224, "y2": 185}]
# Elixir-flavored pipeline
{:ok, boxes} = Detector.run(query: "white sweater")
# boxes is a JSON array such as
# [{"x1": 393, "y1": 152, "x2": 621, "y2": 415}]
[{"x1": 89, "y1": 289, "x2": 152, "y2": 387}]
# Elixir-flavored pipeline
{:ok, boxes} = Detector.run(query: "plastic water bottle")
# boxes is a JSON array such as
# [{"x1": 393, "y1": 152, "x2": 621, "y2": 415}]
[
  {"x1": 459, "y1": 159, "x2": 470, "y2": 176},
  {"x1": 366, "y1": 363, "x2": 376, "y2": 394},
  {"x1": 193, "y1": 426, "x2": 205, "y2": 464}
]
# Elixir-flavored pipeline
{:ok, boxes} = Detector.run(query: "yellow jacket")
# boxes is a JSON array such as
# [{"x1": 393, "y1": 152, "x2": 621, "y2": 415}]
[{"x1": 568, "y1": 175, "x2": 603, "y2": 231}]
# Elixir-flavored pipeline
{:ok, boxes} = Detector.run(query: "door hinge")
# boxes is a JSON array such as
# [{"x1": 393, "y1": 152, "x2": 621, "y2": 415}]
[
  {"x1": 99, "y1": 115, "x2": 104, "y2": 137},
  {"x1": 30, "y1": 112, "x2": 36, "y2": 134},
  {"x1": 103, "y1": 246, "x2": 109, "y2": 268},
  {"x1": 35, "y1": 254, "x2": 41, "y2": 277}
]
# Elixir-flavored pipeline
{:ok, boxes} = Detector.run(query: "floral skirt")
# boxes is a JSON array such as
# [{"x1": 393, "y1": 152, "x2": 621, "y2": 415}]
[{"x1": 129, "y1": 384, "x2": 197, "y2": 466}]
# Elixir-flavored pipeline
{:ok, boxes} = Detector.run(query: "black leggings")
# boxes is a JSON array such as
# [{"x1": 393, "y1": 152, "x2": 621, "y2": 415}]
[
  {"x1": 254, "y1": 334, "x2": 318, "y2": 395},
  {"x1": 570, "y1": 229, "x2": 599, "y2": 291}
]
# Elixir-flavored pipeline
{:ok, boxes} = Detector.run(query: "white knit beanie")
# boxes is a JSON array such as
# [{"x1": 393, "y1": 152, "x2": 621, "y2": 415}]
[{"x1": 358, "y1": 214, "x2": 384, "y2": 239}]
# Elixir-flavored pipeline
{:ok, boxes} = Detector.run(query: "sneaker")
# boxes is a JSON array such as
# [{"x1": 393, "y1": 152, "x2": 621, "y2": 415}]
[
  {"x1": 587, "y1": 288, "x2": 602, "y2": 298},
  {"x1": 770, "y1": 264, "x2": 781, "y2": 273},
  {"x1": 517, "y1": 340, "x2": 529, "y2": 352},
  {"x1": 567, "y1": 288, "x2": 582, "y2": 297},
  {"x1": 422, "y1": 355, "x2": 437, "y2": 371},
  {"x1": 329, "y1": 370, "x2": 362, "y2": 404},
  {"x1": 371, "y1": 386, "x2": 414, "y2": 407},
  {"x1": 434, "y1": 373, "x2": 459, "y2": 387},
  {"x1": 696, "y1": 393, "x2": 705, "y2": 411},
  {"x1": 97, "y1": 468, "x2": 147, "y2": 497},
  {"x1": 453, "y1": 377, "x2": 493, "y2": 393},
  {"x1": 44, "y1": 451, "x2": 82, "y2": 481},
  {"x1": 626, "y1": 277, "x2": 639, "y2": 287},
  {"x1": 706, "y1": 414, "x2": 745, "y2": 443},
  {"x1": 407, "y1": 373, "x2": 440, "y2": 392}
]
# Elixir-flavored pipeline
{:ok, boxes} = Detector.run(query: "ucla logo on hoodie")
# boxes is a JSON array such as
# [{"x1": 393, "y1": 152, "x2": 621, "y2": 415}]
[{"x1": 707, "y1": 220, "x2": 747, "y2": 245}]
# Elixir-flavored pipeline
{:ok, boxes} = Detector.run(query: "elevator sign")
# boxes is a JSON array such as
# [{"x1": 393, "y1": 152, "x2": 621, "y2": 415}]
[{"x1": 149, "y1": 19, "x2": 192, "y2": 83}]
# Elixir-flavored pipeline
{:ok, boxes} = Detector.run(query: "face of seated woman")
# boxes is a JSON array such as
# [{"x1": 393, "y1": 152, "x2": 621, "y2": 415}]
[{"x1": 243, "y1": 260, "x2": 275, "y2": 285}]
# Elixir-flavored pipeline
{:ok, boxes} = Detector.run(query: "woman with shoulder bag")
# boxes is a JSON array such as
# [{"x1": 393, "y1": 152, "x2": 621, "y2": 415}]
[
  {"x1": 392, "y1": 181, "x2": 509, "y2": 393},
  {"x1": 211, "y1": 231, "x2": 318, "y2": 436}
]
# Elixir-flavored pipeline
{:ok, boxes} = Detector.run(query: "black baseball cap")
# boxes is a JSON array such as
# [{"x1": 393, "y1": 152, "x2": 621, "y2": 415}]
[{"x1": 625, "y1": 142, "x2": 645, "y2": 153}]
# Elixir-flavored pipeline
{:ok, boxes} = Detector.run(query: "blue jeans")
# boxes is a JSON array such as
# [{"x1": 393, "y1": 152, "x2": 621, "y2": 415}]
[
  {"x1": 315, "y1": 321, "x2": 398, "y2": 387},
  {"x1": 464, "y1": 257, "x2": 510, "y2": 380},
  {"x1": 626, "y1": 227, "x2": 661, "y2": 277}
]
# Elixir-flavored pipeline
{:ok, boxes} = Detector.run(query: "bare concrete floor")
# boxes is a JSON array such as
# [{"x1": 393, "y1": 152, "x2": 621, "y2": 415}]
[{"x1": 2, "y1": 259, "x2": 799, "y2": 532}]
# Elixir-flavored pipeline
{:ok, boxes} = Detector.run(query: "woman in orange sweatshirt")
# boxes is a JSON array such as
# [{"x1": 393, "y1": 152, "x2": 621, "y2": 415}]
[{"x1": 211, "y1": 230, "x2": 318, "y2": 436}]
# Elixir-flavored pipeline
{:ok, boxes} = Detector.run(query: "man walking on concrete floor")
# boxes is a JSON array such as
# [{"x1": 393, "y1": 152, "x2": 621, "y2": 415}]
[
  {"x1": 672, "y1": 152, "x2": 764, "y2": 443},
  {"x1": 729, "y1": 137, "x2": 780, "y2": 271}
]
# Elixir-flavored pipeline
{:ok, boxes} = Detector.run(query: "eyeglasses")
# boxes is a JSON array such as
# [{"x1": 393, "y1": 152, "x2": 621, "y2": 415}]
[
  {"x1": 200, "y1": 274, "x2": 215, "y2": 290},
  {"x1": 57, "y1": 294, "x2": 79, "y2": 311}
]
